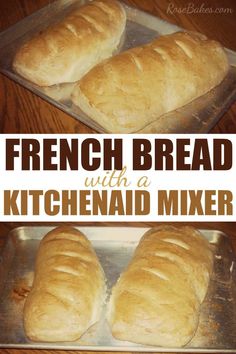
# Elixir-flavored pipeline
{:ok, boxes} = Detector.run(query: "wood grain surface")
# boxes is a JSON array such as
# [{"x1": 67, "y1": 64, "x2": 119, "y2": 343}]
[
  {"x1": 0, "y1": 0, "x2": 236, "y2": 353},
  {"x1": 0, "y1": 0, "x2": 236, "y2": 133}
]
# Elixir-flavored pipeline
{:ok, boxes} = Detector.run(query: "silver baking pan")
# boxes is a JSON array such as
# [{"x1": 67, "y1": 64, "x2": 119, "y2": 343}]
[
  {"x1": 0, "y1": 0, "x2": 236, "y2": 133},
  {"x1": 0, "y1": 226, "x2": 235, "y2": 352}
]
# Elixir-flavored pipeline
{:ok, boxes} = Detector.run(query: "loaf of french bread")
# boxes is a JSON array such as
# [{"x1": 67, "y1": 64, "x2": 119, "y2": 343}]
[
  {"x1": 13, "y1": 0, "x2": 126, "y2": 86},
  {"x1": 72, "y1": 31, "x2": 229, "y2": 133},
  {"x1": 23, "y1": 227, "x2": 106, "y2": 342},
  {"x1": 107, "y1": 225, "x2": 213, "y2": 347}
]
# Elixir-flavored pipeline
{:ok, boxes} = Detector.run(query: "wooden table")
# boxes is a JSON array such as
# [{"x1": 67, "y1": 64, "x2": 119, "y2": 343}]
[
  {"x1": 0, "y1": 0, "x2": 236, "y2": 353},
  {"x1": 0, "y1": 0, "x2": 236, "y2": 133}
]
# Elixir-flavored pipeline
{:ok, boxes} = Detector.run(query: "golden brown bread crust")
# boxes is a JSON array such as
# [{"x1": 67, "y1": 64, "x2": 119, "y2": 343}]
[
  {"x1": 72, "y1": 31, "x2": 229, "y2": 133},
  {"x1": 23, "y1": 227, "x2": 106, "y2": 342},
  {"x1": 107, "y1": 225, "x2": 213, "y2": 347},
  {"x1": 13, "y1": 0, "x2": 126, "y2": 86}
]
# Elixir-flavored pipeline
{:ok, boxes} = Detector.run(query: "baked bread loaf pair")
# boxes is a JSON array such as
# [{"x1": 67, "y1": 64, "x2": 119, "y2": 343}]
[
  {"x1": 24, "y1": 225, "x2": 213, "y2": 347},
  {"x1": 13, "y1": 0, "x2": 126, "y2": 86},
  {"x1": 72, "y1": 31, "x2": 229, "y2": 133},
  {"x1": 13, "y1": 0, "x2": 229, "y2": 133},
  {"x1": 23, "y1": 227, "x2": 106, "y2": 342},
  {"x1": 107, "y1": 225, "x2": 213, "y2": 347}
]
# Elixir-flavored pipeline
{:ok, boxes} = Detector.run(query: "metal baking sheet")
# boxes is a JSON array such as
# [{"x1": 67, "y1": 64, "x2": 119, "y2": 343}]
[
  {"x1": 0, "y1": 0, "x2": 236, "y2": 133},
  {"x1": 0, "y1": 226, "x2": 235, "y2": 352}
]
